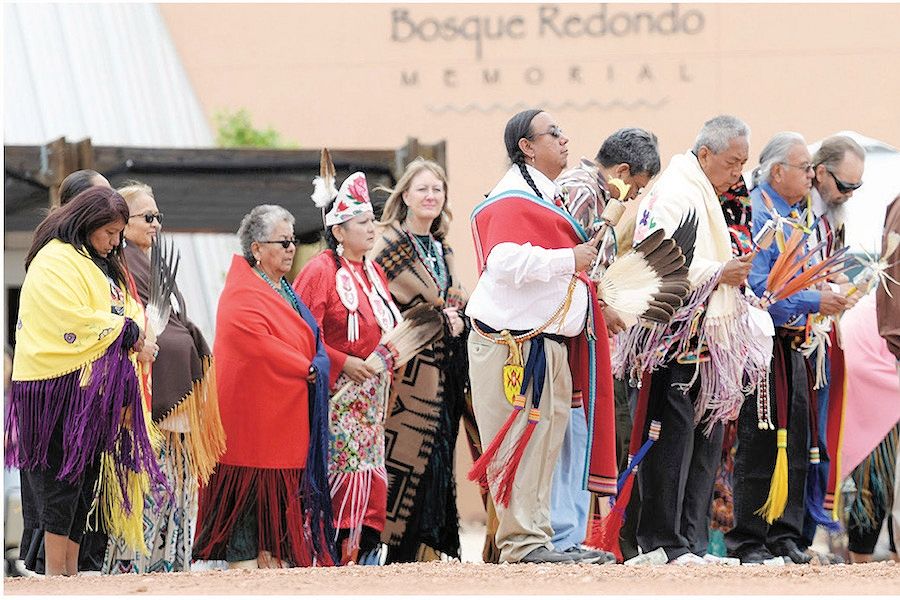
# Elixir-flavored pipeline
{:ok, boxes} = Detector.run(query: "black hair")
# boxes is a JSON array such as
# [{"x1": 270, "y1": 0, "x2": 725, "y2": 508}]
[
  {"x1": 59, "y1": 169, "x2": 106, "y2": 205},
  {"x1": 596, "y1": 128, "x2": 662, "y2": 178},
  {"x1": 25, "y1": 186, "x2": 131, "y2": 285},
  {"x1": 503, "y1": 109, "x2": 545, "y2": 199}
]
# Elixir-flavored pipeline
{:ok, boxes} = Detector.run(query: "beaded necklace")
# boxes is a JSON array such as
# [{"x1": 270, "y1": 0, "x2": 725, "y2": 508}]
[
  {"x1": 255, "y1": 267, "x2": 303, "y2": 315},
  {"x1": 403, "y1": 226, "x2": 449, "y2": 297}
]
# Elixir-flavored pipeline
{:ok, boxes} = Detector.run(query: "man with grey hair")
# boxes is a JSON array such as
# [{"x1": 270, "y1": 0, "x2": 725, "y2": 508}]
[
  {"x1": 550, "y1": 127, "x2": 661, "y2": 562},
  {"x1": 617, "y1": 115, "x2": 768, "y2": 564},
  {"x1": 811, "y1": 135, "x2": 865, "y2": 238},
  {"x1": 797, "y1": 135, "x2": 866, "y2": 558},
  {"x1": 726, "y1": 132, "x2": 849, "y2": 565}
]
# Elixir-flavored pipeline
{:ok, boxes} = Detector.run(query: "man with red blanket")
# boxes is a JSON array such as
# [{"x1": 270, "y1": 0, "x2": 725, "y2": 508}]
[{"x1": 466, "y1": 109, "x2": 618, "y2": 564}]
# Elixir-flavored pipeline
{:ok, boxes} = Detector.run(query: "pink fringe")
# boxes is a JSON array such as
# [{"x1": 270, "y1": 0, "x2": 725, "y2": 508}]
[{"x1": 612, "y1": 273, "x2": 720, "y2": 383}]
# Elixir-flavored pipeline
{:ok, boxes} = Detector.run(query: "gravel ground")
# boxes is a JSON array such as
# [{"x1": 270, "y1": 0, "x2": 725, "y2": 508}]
[{"x1": 5, "y1": 560, "x2": 900, "y2": 596}]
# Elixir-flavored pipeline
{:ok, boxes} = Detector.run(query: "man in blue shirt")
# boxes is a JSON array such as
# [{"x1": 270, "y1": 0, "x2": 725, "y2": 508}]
[{"x1": 726, "y1": 132, "x2": 848, "y2": 565}]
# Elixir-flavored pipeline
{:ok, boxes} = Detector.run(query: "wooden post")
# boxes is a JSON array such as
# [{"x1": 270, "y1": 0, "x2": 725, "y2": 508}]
[
  {"x1": 75, "y1": 137, "x2": 94, "y2": 170},
  {"x1": 40, "y1": 136, "x2": 95, "y2": 208},
  {"x1": 394, "y1": 137, "x2": 448, "y2": 177},
  {"x1": 41, "y1": 137, "x2": 68, "y2": 208}
]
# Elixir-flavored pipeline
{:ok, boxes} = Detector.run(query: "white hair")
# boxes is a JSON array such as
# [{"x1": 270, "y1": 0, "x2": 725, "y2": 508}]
[
  {"x1": 237, "y1": 204, "x2": 295, "y2": 264},
  {"x1": 692, "y1": 115, "x2": 750, "y2": 154},
  {"x1": 751, "y1": 132, "x2": 807, "y2": 187}
]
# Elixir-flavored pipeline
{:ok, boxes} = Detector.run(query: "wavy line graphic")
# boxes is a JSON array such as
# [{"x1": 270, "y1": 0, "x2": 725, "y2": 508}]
[{"x1": 426, "y1": 97, "x2": 669, "y2": 114}]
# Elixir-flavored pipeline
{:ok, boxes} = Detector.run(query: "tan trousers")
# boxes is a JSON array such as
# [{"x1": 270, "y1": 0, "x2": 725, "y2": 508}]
[{"x1": 467, "y1": 330, "x2": 572, "y2": 563}]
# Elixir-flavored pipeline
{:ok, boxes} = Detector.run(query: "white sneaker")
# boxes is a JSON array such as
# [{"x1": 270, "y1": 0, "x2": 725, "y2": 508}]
[
  {"x1": 763, "y1": 556, "x2": 786, "y2": 566},
  {"x1": 703, "y1": 553, "x2": 740, "y2": 566},
  {"x1": 624, "y1": 547, "x2": 668, "y2": 566},
  {"x1": 669, "y1": 552, "x2": 707, "y2": 565}
]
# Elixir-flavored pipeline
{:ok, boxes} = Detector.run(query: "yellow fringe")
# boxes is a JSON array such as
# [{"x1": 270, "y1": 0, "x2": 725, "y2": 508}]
[
  {"x1": 97, "y1": 453, "x2": 150, "y2": 555},
  {"x1": 90, "y1": 383, "x2": 163, "y2": 556},
  {"x1": 756, "y1": 428, "x2": 789, "y2": 524},
  {"x1": 162, "y1": 358, "x2": 226, "y2": 487},
  {"x1": 831, "y1": 372, "x2": 848, "y2": 521}
]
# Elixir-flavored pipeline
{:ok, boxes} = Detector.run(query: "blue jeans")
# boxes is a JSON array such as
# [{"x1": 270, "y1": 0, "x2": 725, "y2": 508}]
[{"x1": 550, "y1": 405, "x2": 590, "y2": 551}]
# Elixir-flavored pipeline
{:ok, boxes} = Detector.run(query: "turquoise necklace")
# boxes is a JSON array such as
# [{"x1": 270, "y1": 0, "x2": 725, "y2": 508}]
[
  {"x1": 255, "y1": 267, "x2": 302, "y2": 314},
  {"x1": 404, "y1": 226, "x2": 448, "y2": 296}
]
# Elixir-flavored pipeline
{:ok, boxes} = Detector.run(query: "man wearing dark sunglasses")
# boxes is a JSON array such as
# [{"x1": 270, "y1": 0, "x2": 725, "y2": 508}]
[
  {"x1": 796, "y1": 135, "x2": 866, "y2": 560},
  {"x1": 812, "y1": 135, "x2": 865, "y2": 207}
]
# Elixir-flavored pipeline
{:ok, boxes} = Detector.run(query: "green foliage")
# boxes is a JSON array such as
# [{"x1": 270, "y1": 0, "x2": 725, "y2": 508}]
[{"x1": 214, "y1": 108, "x2": 295, "y2": 148}]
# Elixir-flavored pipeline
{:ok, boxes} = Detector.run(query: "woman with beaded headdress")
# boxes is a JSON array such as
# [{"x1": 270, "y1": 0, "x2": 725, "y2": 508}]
[
  {"x1": 192, "y1": 204, "x2": 335, "y2": 569},
  {"x1": 294, "y1": 171, "x2": 403, "y2": 565},
  {"x1": 369, "y1": 158, "x2": 471, "y2": 563}
]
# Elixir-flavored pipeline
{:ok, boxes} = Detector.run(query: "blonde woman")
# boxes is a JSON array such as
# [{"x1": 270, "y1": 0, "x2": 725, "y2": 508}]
[
  {"x1": 104, "y1": 181, "x2": 224, "y2": 573},
  {"x1": 371, "y1": 159, "x2": 470, "y2": 562}
]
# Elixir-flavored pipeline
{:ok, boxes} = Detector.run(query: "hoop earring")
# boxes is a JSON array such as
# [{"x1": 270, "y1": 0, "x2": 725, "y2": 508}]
[{"x1": 336, "y1": 242, "x2": 344, "y2": 257}]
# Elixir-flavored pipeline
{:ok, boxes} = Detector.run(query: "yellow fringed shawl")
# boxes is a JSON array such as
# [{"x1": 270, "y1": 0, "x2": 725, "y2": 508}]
[{"x1": 13, "y1": 239, "x2": 160, "y2": 554}]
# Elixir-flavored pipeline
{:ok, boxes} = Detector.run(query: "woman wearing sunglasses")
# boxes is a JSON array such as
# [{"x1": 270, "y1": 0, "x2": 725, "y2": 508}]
[
  {"x1": 103, "y1": 181, "x2": 225, "y2": 574},
  {"x1": 193, "y1": 204, "x2": 335, "y2": 569},
  {"x1": 294, "y1": 172, "x2": 403, "y2": 566}
]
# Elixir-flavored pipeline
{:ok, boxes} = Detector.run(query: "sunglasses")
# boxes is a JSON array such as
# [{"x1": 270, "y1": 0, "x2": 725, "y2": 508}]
[
  {"x1": 129, "y1": 212, "x2": 163, "y2": 224},
  {"x1": 824, "y1": 168, "x2": 863, "y2": 194},
  {"x1": 527, "y1": 125, "x2": 565, "y2": 140},
  {"x1": 781, "y1": 162, "x2": 814, "y2": 173},
  {"x1": 258, "y1": 238, "x2": 299, "y2": 249}
]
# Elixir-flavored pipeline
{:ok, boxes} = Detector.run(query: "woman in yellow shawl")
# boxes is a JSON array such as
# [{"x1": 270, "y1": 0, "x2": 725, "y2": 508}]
[{"x1": 5, "y1": 186, "x2": 164, "y2": 576}]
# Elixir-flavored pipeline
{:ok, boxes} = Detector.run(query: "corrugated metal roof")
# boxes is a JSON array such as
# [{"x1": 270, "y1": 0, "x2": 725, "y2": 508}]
[{"x1": 4, "y1": 2, "x2": 212, "y2": 147}]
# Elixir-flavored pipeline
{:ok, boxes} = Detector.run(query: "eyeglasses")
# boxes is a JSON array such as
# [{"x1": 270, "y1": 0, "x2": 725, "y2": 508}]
[
  {"x1": 129, "y1": 212, "x2": 163, "y2": 224},
  {"x1": 258, "y1": 238, "x2": 298, "y2": 249},
  {"x1": 527, "y1": 125, "x2": 565, "y2": 140},
  {"x1": 824, "y1": 167, "x2": 863, "y2": 194},
  {"x1": 781, "y1": 162, "x2": 814, "y2": 173}
]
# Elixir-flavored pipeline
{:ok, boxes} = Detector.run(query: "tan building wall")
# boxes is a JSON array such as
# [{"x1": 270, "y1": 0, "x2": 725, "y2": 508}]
[
  {"x1": 160, "y1": 2, "x2": 900, "y2": 524},
  {"x1": 162, "y1": 2, "x2": 900, "y2": 293}
]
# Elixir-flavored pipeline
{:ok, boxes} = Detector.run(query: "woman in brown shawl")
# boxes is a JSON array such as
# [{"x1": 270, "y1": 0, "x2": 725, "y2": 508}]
[
  {"x1": 104, "y1": 181, "x2": 225, "y2": 573},
  {"x1": 371, "y1": 158, "x2": 470, "y2": 562}
]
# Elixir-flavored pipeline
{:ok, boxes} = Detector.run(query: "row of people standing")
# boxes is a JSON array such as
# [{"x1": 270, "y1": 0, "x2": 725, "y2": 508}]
[
  {"x1": 6, "y1": 171, "x2": 225, "y2": 576},
  {"x1": 6, "y1": 157, "x2": 472, "y2": 574},
  {"x1": 466, "y1": 108, "x2": 898, "y2": 567},
  {"x1": 190, "y1": 158, "x2": 471, "y2": 568}
]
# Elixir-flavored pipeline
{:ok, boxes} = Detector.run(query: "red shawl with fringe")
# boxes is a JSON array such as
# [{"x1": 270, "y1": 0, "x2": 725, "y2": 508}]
[
  {"x1": 471, "y1": 191, "x2": 618, "y2": 495},
  {"x1": 214, "y1": 255, "x2": 316, "y2": 468}
]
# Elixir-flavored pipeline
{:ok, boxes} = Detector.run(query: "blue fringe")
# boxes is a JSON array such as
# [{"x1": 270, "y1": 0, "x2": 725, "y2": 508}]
[
  {"x1": 287, "y1": 279, "x2": 339, "y2": 565},
  {"x1": 616, "y1": 436, "x2": 657, "y2": 493},
  {"x1": 805, "y1": 461, "x2": 841, "y2": 532}
]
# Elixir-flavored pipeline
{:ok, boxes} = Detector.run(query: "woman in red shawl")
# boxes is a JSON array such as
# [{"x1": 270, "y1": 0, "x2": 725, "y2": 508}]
[
  {"x1": 193, "y1": 204, "x2": 335, "y2": 568},
  {"x1": 294, "y1": 172, "x2": 402, "y2": 566}
]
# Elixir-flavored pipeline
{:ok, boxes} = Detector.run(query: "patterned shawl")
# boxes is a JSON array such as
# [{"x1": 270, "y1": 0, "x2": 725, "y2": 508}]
[{"x1": 371, "y1": 223, "x2": 469, "y2": 551}]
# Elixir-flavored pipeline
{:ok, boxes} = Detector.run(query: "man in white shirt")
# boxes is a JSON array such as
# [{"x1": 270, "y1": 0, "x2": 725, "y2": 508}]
[{"x1": 467, "y1": 109, "x2": 617, "y2": 564}]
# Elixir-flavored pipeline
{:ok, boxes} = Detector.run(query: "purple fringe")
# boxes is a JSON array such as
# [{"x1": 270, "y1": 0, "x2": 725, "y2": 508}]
[{"x1": 5, "y1": 327, "x2": 167, "y2": 514}]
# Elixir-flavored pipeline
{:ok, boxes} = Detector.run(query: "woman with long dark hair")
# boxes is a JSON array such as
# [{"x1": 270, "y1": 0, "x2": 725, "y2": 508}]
[{"x1": 6, "y1": 186, "x2": 163, "y2": 576}]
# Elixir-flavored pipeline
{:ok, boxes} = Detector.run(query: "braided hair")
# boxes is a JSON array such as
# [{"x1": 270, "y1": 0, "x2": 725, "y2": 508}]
[{"x1": 503, "y1": 109, "x2": 545, "y2": 199}]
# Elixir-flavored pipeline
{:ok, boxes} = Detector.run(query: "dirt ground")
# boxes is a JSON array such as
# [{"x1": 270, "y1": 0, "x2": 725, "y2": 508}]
[{"x1": 5, "y1": 561, "x2": 899, "y2": 596}]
